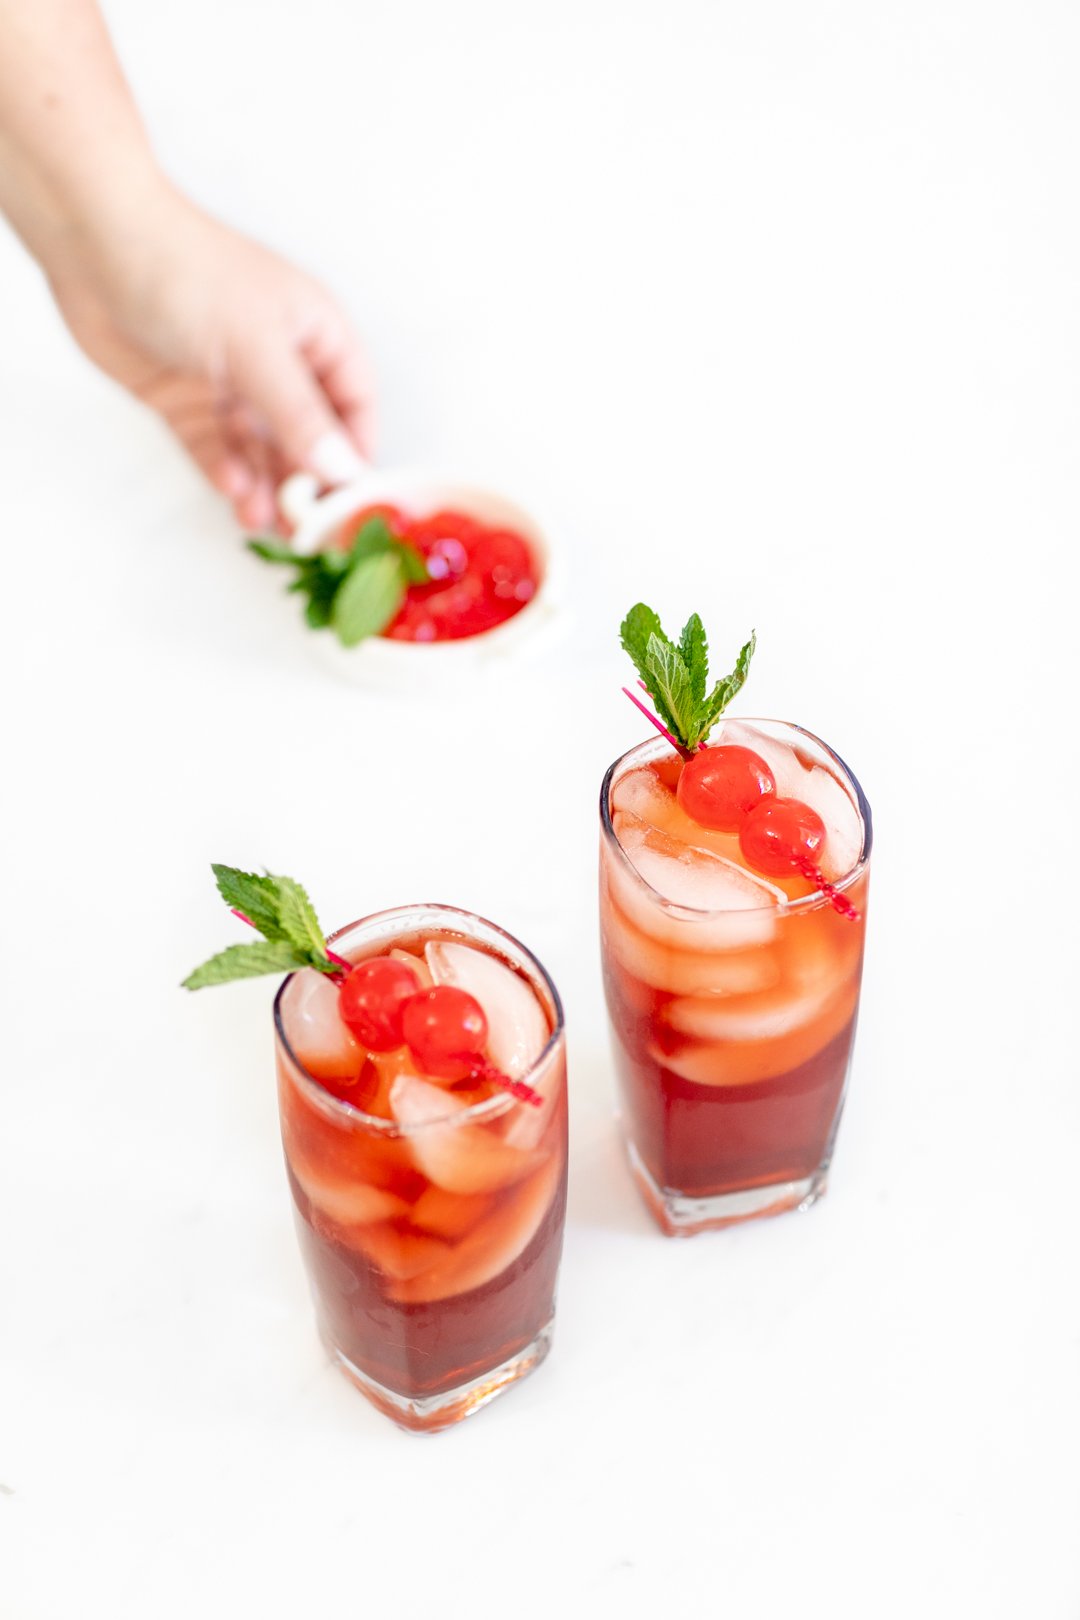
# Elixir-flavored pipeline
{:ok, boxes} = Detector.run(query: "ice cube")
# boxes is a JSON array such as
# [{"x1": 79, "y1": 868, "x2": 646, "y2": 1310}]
[
  {"x1": 351, "y1": 1224, "x2": 452, "y2": 1282},
  {"x1": 603, "y1": 900, "x2": 777, "y2": 993},
  {"x1": 610, "y1": 765, "x2": 683, "y2": 834},
  {"x1": 388, "y1": 1156, "x2": 562, "y2": 1304},
  {"x1": 651, "y1": 946, "x2": 782, "y2": 1012},
  {"x1": 391, "y1": 947, "x2": 432, "y2": 988},
  {"x1": 425, "y1": 941, "x2": 547, "y2": 1079},
  {"x1": 652, "y1": 977, "x2": 859, "y2": 1085},
  {"x1": 664, "y1": 978, "x2": 833, "y2": 1040},
  {"x1": 285, "y1": 968, "x2": 364, "y2": 1080},
  {"x1": 719, "y1": 721, "x2": 865, "y2": 882},
  {"x1": 291, "y1": 1159, "x2": 411, "y2": 1230},
  {"x1": 626, "y1": 828, "x2": 785, "y2": 913},
  {"x1": 409, "y1": 1184, "x2": 493, "y2": 1239},
  {"x1": 611, "y1": 766, "x2": 745, "y2": 863},
  {"x1": 389, "y1": 1073, "x2": 543, "y2": 1194},
  {"x1": 605, "y1": 819, "x2": 783, "y2": 951},
  {"x1": 503, "y1": 1047, "x2": 565, "y2": 1152}
]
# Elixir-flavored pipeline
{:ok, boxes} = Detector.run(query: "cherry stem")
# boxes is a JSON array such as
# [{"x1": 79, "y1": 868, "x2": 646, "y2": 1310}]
[
  {"x1": 473, "y1": 1059, "x2": 543, "y2": 1109},
  {"x1": 793, "y1": 856, "x2": 861, "y2": 922},
  {"x1": 622, "y1": 686, "x2": 692, "y2": 758},
  {"x1": 231, "y1": 907, "x2": 350, "y2": 982}
]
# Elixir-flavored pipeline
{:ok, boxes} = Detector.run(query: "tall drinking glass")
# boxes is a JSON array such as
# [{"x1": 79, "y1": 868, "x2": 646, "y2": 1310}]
[
  {"x1": 275, "y1": 905, "x2": 567, "y2": 1431},
  {"x1": 599, "y1": 719, "x2": 871, "y2": 1235}
]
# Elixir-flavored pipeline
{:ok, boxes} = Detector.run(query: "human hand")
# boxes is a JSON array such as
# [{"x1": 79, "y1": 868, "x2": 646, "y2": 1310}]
[{"x1": 48, "y1": 184, "x2": 374, "y2": 530}]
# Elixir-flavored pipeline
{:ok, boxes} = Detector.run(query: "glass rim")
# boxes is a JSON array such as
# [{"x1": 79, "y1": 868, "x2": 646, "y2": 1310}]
[
  {"x1": 273, "y1": 902, "x2": 566, "y2": 1135},
  {"x1": 600, "y1": 719, "x2": 873, "y2": 918}
]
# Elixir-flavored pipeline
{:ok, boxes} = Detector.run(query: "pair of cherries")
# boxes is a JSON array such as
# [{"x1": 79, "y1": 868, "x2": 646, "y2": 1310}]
[
  {"x1": 338, "y1": 959, "x2": 488, "y2": 1082},
  {"x1": 676, "y1": 745, "x2": 826, "y2": 875}
]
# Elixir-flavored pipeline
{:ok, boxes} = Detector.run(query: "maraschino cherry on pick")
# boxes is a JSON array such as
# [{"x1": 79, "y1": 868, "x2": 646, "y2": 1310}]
[
  {"x1": 338, "y1": 957, "x2": 422, "y2": 1051},
  {"x1": 677, "y1": 744, "x2": 776, "y2": 831},
  {"x1": 401, "y1": 986, "x2": 489, "y2": 1082},
  {"x1": 737, "y1": 793, "x2": 861, "y2": 919}
]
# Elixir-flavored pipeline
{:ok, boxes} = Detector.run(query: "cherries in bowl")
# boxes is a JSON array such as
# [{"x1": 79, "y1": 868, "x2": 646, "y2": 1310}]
[{"x1": 277, "y1": 461, "x2": 560, "y2": 685}]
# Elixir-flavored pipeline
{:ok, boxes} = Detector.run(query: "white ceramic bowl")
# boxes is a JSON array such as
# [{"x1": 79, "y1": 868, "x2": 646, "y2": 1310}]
[{"x1": 277, "y1": 461, "x2": 563, "y2": 688}]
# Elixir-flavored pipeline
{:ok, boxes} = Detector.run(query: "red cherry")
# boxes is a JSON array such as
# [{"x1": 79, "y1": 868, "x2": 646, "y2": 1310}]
[
  {"x1": 739, "y1": 796, "x2": 826, "y2": 875},
  {"x1": 423, "y1": 536, "x2": 470, "y2": 582},
  {"x1": 470, "y1": 530, "x2": 535, "y2": 600},
  {"x1": 377, "y1": 514, "x2": 538, "y2": 642},
  {"x1": 402, "y1": 986, "x2": 488, "y2": 1081},
  {"x1": 383, "y1": 599, "x2": 438, "y2": 641},
  {"x1": 677, "y1": 745, "x2": 776, "y2": 831},
  {"x1": 425, "y1": 575, "x2": 501, "y2": 639},
  {"x1": 338, "y1": 958, "x2": 421, "y2": 1051}
]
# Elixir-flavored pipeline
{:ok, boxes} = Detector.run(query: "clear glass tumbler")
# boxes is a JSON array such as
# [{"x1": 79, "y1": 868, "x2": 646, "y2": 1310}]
[
  {"x1": 275, "y1": 904, "x2": 568, "y2": 1431},
  {"x1": 599, "y1": 719, "x2": 871, "y2": 1235}
]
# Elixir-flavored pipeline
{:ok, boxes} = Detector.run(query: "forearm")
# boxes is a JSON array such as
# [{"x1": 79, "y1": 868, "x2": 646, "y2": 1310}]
[{"x1": 0, "y1": 0, "x2": 167, "y2": 280}]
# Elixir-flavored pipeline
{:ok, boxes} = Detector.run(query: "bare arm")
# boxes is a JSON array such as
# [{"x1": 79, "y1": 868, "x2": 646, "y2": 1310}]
[
  {"x1": 0, "y1": 0, "x2": 160, "y2": 266},
  {"x1": 0, "y1": 0, "x2": 372, "y2": 527}
]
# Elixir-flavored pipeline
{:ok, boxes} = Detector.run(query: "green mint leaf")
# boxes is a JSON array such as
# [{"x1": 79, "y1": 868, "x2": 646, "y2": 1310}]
[
  {"x1": 320, "y1": 548, "x2": 352, "y2": 577},
  {"x1": 300, "y1": 568, "x2": 341, "y2": 628},
  {"x1": 343, "y1": 520, "x2": 427, "y2": 582},
  {"x1": 346, "y1": 516, "x2": 396, "y2": 561},
  {"x1": 211, "y1": 864, "x2": 286, "y2": 940},
  {"x1": 700, "y1": 630, "x2": 757, "y2": 733},
  {"x1": 620, "y1": 603, "x2": 758, "y2": 750},
  {"x1": 643, "y1": 633, "x2": 696, "y2": 743},
  {"x1": 679, "y1": 613, "x2": 708, "y2": 706},
  {"x1": 248, "y1": 538, "x2": 297, "y2": 566},
  {"x1": 394, "y1": 537, "x2": 429, "y2": 585},
  {"x1": 620, "y1": 603, "x2": 669, "y2": 683},
  {"x1": 271, "y1": 873, "x2": 330, "y2": 962},
  {"x1": 182, "y1": 939, "x2": 309, "y2": 991},
  {"x1": 331, "y1": 551, "x2": 407, "y2": 647},
  {"x1": 250, "y1": 540, "x2": 348, "y2": 633},
  {"x1": 250, "y1": 522, "x2": 425, "y2": 644}
]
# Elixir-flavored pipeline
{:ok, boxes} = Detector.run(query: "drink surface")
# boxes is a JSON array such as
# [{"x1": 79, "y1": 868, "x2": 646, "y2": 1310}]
[
  {"x1": 276, "y1": 928, "x2": 567, "y2": 1399},
  {"x1": 600, "y1": 720, "x2": 869, "y2": 1205},
  {"x1": 339, "y1": 504, "x2": 541, "y2": 641}
]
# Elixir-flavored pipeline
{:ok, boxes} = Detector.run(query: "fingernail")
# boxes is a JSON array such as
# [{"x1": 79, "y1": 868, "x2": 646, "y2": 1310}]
[{"x1": 305, "y1": 429, "x2": 368, "y2": 486}]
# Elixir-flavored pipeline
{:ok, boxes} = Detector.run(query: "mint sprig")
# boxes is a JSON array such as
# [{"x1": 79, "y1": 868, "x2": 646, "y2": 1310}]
[
  {"x1": 182, "y1": 864, "x2": 339, "y2": 990},
  {"x1": 620, "y1": 603, "x2": 756, "y2": 752},
  {"x1": 249, "y1": 515, "x2": 428, "y2": 647}
]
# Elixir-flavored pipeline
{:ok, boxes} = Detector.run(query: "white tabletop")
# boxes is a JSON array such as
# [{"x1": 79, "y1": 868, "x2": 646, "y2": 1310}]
[{"x1": 2, "y1": 3, "x2": 1077, "y2": 1615}]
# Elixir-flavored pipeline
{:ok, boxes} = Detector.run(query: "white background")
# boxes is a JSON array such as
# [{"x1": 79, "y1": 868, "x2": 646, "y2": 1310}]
[{"x1": 1, "y1": 3, "x2": 1077, "y2": 1615}]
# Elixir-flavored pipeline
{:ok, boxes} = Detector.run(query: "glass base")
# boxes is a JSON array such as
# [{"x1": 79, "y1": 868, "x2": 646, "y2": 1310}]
[
  {"x1": 627, "y1": 1141, "x2": 828, "y2": 1236},
  {"x1": 322, "y1": 1318, "x2": 555, "y2": 1434}
]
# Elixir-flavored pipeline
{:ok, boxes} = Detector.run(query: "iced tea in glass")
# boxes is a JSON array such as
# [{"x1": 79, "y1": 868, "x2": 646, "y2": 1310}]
[
  {"x1": 275, "y1": 905, "x2": 567, "y2": 1430},
  {"x1": 600, "y1": 719, "x2": 870, "y2": 1234}
]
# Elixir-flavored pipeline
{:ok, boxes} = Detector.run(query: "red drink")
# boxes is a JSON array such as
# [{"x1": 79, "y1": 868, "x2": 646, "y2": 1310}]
[
  {"x1": 275, "y1": 906, "x2": 567, "y2": 1431},
  {"x1": 600, "y1": 720, "x2": 870, "y2": 1233}
]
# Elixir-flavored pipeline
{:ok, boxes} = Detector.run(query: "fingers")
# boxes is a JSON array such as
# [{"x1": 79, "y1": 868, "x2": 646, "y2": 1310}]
[
  {"x1": 302, "y1": 317, "x2": 377, "y2": 458},
  {"x1": 143, "y1": 274, "x2": 378, "y2": 524},
  {"x1": 148, "y1": 378, "x2": 280, "y2": 529},
  {"x1": 228, "y1": 333, "x2": 363, "y2": 483},
  {"x1": 196, "y1": 439, "x2": 276, "y2": 530}
]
